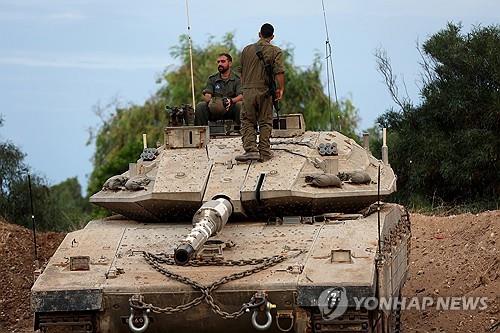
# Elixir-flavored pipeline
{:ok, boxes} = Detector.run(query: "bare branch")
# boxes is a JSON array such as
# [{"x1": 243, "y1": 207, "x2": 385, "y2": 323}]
[
  {"x1": 401, "y1": 74, "x2": 411, "y2": 105},
  {"x1": 416, "y1": 39, "x2": 437, "y2": 88},
  {"x1": 86, "y1": 95, "x2": 123, "y2": 146},
  {"x1": 374, "y1": 48, "x2": 408, "y2": 111}
]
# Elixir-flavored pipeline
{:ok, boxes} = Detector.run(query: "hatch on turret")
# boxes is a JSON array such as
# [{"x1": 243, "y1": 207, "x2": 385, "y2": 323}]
[
  {"x1": 165, "y1": 126, "x2": 209, "y2": 149},
  {"x1": 272, "y1": 113, "x2": 305, "y2": 138}
]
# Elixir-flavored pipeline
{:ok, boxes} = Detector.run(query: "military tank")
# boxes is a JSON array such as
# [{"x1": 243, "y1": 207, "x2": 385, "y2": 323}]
[{"x1": 31, "y1": 114, "x2": 411, "y2": 333}]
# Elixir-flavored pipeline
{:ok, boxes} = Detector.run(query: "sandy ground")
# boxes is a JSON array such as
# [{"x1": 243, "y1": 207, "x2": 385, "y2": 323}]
[
  {"x1": 0, "y1": 221, "x2": 65, "y2": 333},
  {"x1": 0, "y1": 211, "x2": 498, "y2": 332},
  {"x1": 402, "y1": 212, "x2": 499, "y2": 333}
]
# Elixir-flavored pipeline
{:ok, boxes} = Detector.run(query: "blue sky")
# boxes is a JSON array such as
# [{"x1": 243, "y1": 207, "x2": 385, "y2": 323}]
[{"x1": 0, "y1": 0, "x2": 498, "y2": 194}]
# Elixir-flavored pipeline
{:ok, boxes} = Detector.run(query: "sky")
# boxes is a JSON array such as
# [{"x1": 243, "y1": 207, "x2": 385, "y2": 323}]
[{"x1": 0, "y1": 0, "x2": 498, "y2": 194}]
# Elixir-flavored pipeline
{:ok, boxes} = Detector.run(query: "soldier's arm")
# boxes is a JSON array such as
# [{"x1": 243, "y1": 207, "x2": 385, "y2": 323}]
[
  {"x1": 232, "y1": 76, "x2": 243, "y2": 104},
  {"x1": 202, "y1": 77, "x2": 214, "y2": 103},
  {"x1": 275, "y1": 73, "x2": 285, "y2": 100},
  {"x1": 231, "y1": 94, "x2": 243, "y2": 103},
  {"x1": 274, "y1": 49, "x2": 285, "y2": 100}
]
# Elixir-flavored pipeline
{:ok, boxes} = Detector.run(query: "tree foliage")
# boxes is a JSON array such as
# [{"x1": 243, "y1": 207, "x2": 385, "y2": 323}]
[
  {"x1": 87, "y1": 100, "x2": 168, "y2": 198},
  {"x1": 0, "y1": 118, "x2": 90, "y2": 231},
  {"x1": 376, "y1": 23, "x2": 500, "y2": 206},
  {"x1": 87, "y1": 33, "x2": 359, "y2": 196}
]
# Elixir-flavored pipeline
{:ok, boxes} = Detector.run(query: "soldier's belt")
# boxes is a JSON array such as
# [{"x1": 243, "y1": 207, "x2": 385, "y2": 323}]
[{"x1": 242, "y1": 81, "x2": 267, "y2": 89}]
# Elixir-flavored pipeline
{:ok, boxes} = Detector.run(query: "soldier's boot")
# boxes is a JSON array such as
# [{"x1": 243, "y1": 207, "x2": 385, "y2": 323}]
[
  {"x1": 259, "y1": 151, "x2": 274, "y2": 162},
  {"x1": 235, "y1": 151, "x2": 260, "y2": 162}
]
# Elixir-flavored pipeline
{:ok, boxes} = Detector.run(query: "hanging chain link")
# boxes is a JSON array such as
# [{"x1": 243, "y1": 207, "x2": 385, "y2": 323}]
[
  {"x1": 129, "y1": 249, "x2": 304, "y2": 319},
  {"x1": 147, "y1": 252, "x2": 282, "y2": 267}
]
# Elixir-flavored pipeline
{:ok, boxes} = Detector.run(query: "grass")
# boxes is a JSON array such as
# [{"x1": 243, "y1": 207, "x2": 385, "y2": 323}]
[{"x1": 393, "y1": 193, "x2": 500, "y2": 216}]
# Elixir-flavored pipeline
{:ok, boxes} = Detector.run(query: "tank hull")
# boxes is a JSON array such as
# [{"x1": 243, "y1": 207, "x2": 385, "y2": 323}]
[{"x1": 32, "y1": 204, "x2": 410, "y2": 333}]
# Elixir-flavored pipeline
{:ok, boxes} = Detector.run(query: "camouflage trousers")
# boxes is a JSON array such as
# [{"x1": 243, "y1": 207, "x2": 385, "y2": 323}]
[
  {"x1": 241, "y1": 87, "x2": 273, "y2": 159},
  {"x1": 194, "y1": 101, "x2": 242, "y2": 126}
]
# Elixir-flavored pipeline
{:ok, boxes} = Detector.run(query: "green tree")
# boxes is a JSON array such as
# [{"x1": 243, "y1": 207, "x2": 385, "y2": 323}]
[
  {"x1": 0, "y1": 141, "x2": 28, "y2": 213},
  {"x1": 87, "y1": 33, "x2": 359, "y2": 196},
  {"x1": 363, "y1": 125, "x2": 382, "y2": 160},
  {"x1": 49, "y1": 177, "x2": 92, "y2": 230},
  {"x1": 376, "y1": 23, "x2": 500, "y2": 207},
  {"x1": 87, "y1": 99, "x2": 169, "y2": 197},
  {"x1": 0, "y1": 118, "x2": 90, "y2": 230}
]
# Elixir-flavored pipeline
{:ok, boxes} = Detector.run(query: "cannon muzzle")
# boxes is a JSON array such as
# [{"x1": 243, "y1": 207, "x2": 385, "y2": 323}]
[{"x1": 174, "y1": 197, "x2": 233, "y2": 265}]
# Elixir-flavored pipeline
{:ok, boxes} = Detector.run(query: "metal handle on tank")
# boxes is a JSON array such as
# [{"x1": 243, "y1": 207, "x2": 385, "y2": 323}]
[
  {"x1": 275, "y1": 312, "x2": 295, "y2": 332},
  {"x1": 251, "y1": 301, "x2": 276, "y2": 331},
  {"x1": 251, "y1": 309, "x2": 273, "y2": 331}
]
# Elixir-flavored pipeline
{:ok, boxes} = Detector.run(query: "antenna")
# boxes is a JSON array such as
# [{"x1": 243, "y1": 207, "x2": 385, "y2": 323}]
[
  {"x1": 321, "y1": 0, "x2": 340, "y2": 132},
  {"x1": 375, "y1": 163, "x2": 385, "y2": 331},
  {"x1": 185, "y1": 0, "x2": 196, "y2": 111},
  {"x1": 377, "y1": 164, "x2": 382, "y2": 255},
  {"x1": 28, "y1": 174, "x2": 39, "y2": 267}
]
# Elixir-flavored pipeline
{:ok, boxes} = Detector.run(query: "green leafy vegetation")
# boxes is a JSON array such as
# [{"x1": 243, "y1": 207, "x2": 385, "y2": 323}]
[
  {"x1": 376, "y1": 23, "x2": 500, "y2": 210},
  {"x1": 0, "y1": 117, "x2": 91, "y2": 231}
]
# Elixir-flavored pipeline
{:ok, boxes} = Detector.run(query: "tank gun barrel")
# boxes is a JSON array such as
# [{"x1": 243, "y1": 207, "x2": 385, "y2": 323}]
[{"x1": 174, "y1": 197, "x2": 233, "y2": 265}]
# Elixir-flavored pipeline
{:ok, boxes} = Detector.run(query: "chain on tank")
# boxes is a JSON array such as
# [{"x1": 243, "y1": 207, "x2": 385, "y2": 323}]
[
  {"x1": 130, "y1": 249, "x2": 305, "y2": 319},
  {"x1": 147, "y1": 252, "x2": 283, "y2": 267}
]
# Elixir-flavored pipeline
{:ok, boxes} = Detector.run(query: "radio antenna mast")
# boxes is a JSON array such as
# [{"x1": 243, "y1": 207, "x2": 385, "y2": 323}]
[
  {"x1": 185, "y1": 0, "x2": 196, "y2": 111},
  {"x1": 321, "y1": 0, "x2": 340, "y2": 132},
  {"x1": 27, "y1": 174, "x2": 39, "y2": 267}
]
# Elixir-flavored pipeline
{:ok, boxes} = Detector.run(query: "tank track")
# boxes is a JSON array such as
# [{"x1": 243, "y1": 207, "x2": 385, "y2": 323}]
[
  {"x1": 311, "y1": 308, "x2": 370, "y2": 333},
  {"x1": 36, "y1": 311, "x2": 97, "y2": 333}
]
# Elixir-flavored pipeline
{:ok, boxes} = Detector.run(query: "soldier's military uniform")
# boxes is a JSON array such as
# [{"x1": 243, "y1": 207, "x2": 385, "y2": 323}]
[
  {"x1": 194, "y1": 71, "x2": 242, "y2": 126},
  {"x1": 240, "y1": 38, "x2": 284, "y2": 161}
]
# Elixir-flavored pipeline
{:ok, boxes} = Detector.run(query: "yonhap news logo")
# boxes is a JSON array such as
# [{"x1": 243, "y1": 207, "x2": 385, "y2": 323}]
[
  {"x1": 317, "y1": 287, "x2": 489, "y2": 321},
  {"x1": 318, "y1": 287, "x2": 349, "y2": 320}
]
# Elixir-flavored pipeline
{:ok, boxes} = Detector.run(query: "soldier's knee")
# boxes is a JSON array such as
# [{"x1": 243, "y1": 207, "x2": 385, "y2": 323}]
[
  {"x1": 194, "y1": 102, "x2": 209, "y2": 125},
  {"x1": 195, "y1": 102, "x2": 208, "y2": 112}
]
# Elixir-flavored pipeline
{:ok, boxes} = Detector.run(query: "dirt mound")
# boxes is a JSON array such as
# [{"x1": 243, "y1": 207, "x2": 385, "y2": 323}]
[
  {"x1": 403, "y1": 211, "x2": 499, "y2": 332},
  {"x1": 0, "y1": 220, "x2": 65, "y2": 332}
]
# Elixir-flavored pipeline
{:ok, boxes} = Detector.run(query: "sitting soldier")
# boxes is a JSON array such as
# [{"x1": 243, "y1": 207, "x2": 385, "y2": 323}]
[{"x1": 194, "y1": 53, "x2": 243, "y2": 126}]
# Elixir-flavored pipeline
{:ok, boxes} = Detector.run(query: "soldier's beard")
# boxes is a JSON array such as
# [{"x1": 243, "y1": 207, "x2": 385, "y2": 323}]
[{"x1": 218, "y1": 66, "x2": 228, "y2": 74}]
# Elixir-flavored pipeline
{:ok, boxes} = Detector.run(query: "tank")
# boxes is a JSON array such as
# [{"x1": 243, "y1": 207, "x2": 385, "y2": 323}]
[{"x1": 31, "y1": 114, "x2": 411, "y2": 333}]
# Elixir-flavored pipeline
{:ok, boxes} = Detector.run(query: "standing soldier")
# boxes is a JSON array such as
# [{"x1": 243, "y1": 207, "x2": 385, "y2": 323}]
[{"x1": 235, "y1": 23, "x2": 285, "y2": 162}]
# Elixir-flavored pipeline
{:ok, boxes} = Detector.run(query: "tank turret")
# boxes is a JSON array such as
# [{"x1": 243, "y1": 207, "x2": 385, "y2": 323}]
[{"x1": 89, "y1": 114, "x2": 396, "y2": 221}]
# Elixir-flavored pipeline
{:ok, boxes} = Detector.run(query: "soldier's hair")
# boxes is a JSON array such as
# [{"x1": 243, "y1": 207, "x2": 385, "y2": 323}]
[
  {"x1": 218, "y1": 53, "x2": 232, "y2": 62},
  {"x1": 260, "y1": 23, "x2": 274, "y2": 38}
]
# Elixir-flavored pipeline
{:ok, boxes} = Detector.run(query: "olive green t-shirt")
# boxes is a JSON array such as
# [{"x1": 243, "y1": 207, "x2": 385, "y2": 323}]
[
  {"x1": 240, "y1": 38, "x2": 285, "y2": 88},
  {"x1": 202, "y1": 71, "x2": 242, "y2": 98}
]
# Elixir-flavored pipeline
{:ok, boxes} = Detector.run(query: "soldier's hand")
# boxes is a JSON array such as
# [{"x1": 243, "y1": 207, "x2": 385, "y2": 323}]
[
  {"x1": 222, "y1": 97, "x2": 232, "y2": 111},
  {"x1": 275, "y1": 88, "x2": 283, "y2": 101}
]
